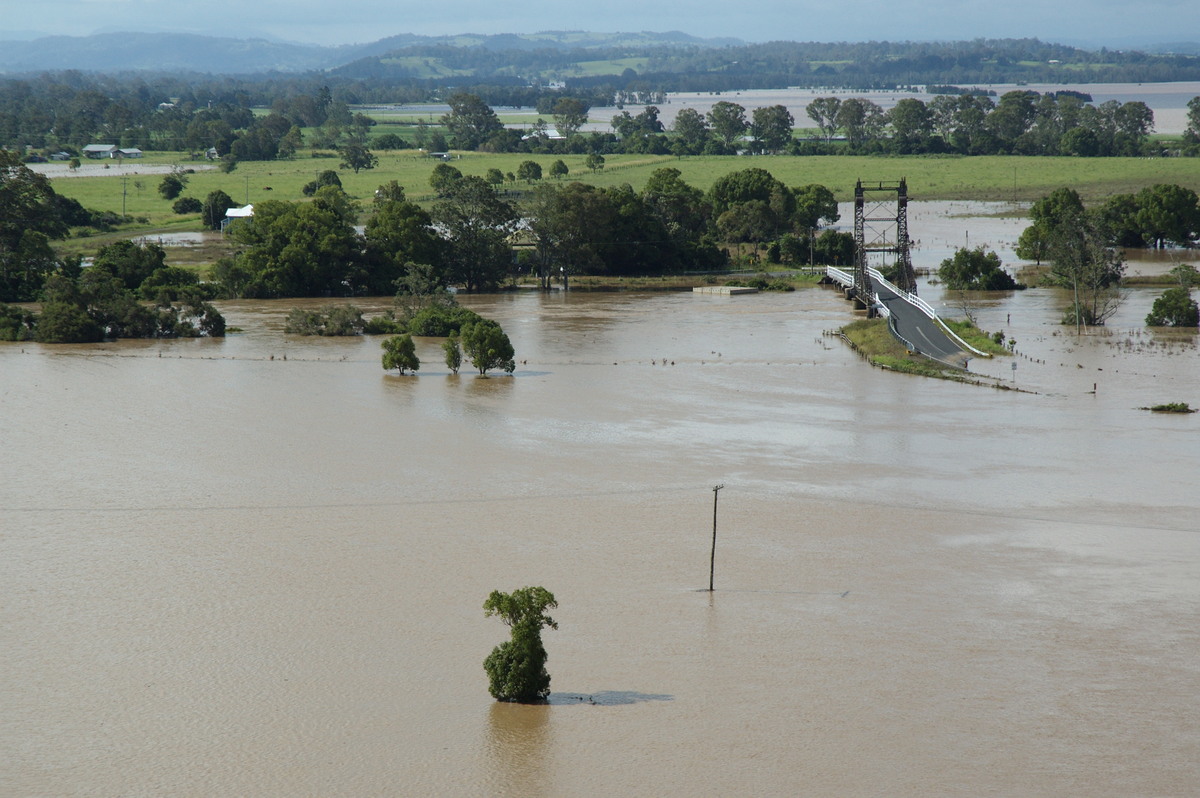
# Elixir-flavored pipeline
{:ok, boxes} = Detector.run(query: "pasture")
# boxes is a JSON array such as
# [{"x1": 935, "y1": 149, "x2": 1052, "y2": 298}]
[{"x1": 46, "y1": 150, "x2": 1200, "y2": 261}]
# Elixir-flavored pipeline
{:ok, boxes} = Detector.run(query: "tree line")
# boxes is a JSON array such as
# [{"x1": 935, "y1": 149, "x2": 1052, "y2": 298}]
[
  {"x1": 1015, "y1": 185, "x2": 1200, "y2": 328},
  {"x1": 210, "y1": 166, "x2": 843, "y2": 299},
  {"x1": 8, "y1": 70, "x2": 1200, "y2": 168}
]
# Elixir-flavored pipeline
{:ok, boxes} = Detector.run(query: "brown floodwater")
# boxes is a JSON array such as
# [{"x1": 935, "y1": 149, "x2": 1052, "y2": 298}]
[{"x1": 3, "y1": 266, "x2": 1199, "y2": 795}]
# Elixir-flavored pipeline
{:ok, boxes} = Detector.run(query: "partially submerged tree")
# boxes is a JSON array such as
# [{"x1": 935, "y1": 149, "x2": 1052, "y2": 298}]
[
  {"x1": 937, "y1": 247, "x2": 1021, "y2": 290},
  {"x1": 381, "y1": 333, "x2": 420, "y2": 374},
  {"x1": 1146, "y1": 286, "x2": 1199, "y2": 327},
  {"x1": 443, "y1": 331, "x2": 462, "y2": 374},
  {"x1": 460, "y1": 318, "x2": 515, "y2": 375},
  {"x1": 1045, "y1": 212, "x2": 1125, "y2": 331},
  {"x1": 483, "y1": 586, "x2": 558, "y2": 703}
]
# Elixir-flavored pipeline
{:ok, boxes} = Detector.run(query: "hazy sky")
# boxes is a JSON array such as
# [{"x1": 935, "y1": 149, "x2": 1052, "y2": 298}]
[{"x1": 4, "y1": 0, "x2": 1198, "y2": 47}]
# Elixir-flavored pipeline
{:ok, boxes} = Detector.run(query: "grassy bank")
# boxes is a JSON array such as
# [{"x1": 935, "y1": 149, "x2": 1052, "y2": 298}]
[{"x1": 840, "y1": 317, "x2": 1012, "y2": 384}]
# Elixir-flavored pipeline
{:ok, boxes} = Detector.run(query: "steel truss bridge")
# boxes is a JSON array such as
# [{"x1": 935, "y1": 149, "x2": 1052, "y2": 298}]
[{"x1": 825, "y1": 179, "x2": 990, "y2": 366}]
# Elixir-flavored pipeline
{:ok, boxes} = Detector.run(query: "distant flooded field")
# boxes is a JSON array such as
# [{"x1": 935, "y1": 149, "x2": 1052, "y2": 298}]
[{"x1": 584, "y1": 81, "x2": 1200, "y2": 135}]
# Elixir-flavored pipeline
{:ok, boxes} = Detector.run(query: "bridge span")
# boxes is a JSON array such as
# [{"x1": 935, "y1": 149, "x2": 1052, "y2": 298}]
[{"x1": 825, "y1": 266, "x2": 989, "y2": 367}]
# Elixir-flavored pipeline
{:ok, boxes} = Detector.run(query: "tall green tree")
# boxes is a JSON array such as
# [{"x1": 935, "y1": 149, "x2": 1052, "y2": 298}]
[
  {"x1": 226, "y1": 192, "x2": 362, "y2": 297},
  {"x1": 642, "y1": 167, "x2": 709, "y2": 241},
  {"x1": 887, "y1": 98, "x2": 933, "y2": 150},
  {"x1": 201, "y1": 189, "x2": 236, "y2": 231},
  {"x1": 805, "y1": 96, "x2": 842, "y2": 144},
  {"x1": 363, "y1": 194, "x2": 444, "y2": 294},
  {"x1": 670, "y1": 107, "x2": 709, "y2": 154},
  {"x1": 443, "y1": 331, "x2": 462, "y2": 374},
  {"x1": 441, "y1": 93, "x2": 503, "y2": 150},
  {"x1": 431, "y1": 176, "x2": 517, "y2": 293},
  {"x1": 0, "y1": 150, "x2": 69, "y2": 301},
  {"x1": 709, "y1": 168, "x2": 790, "y2": 217},
  {"x1": 525, "y1": 182, "x2": 611, "y2": 289},
  {"x1": 1133, "y1": 184, "x2": 1200, "y2": 249},
  {"x1": 707, "y1": 101, "x2": 747, "y2": 147},
  {"x1": 338, "y1": 142, "x2": 378, "y2": 174},
  {"x1": 1046, "y1": 212, "x2": 1125, "y2": 330},
  {"x1": 751, "y1": 104, "x2": 794, "y2": 153},
  {"x1": 1016, "y1": 187, "x2": 1086, "y2": 263},
  {"x1": 834, "y1": 98, "x2": 885, "y2": 148},
  {"x1": 791, "y1": 184, "x2": 839, "y2": 231},
  {"x1": 429, "y1": 162, "x2": 463, "y2": 196},
  {"x1": 551, "y1": 97, "x2": 588, "y2": 138},
  {"x1": 483, "y1": 586, "x2": 558, "y2": 703},
  {"x1": 516, "y1": 160, "x2": 542, "y2": 183}
]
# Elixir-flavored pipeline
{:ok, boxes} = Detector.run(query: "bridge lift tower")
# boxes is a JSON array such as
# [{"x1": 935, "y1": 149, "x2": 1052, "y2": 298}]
[{"x1": 853, "y1": 178, "x2": 916, "y2": 306}]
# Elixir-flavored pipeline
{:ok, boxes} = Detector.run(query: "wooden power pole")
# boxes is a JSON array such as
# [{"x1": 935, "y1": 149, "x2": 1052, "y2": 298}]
[{"x1": 709, "y1": 484, "x2": 724, "y2": 591}]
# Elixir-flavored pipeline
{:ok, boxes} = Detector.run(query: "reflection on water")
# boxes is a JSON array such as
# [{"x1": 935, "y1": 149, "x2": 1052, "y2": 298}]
[
  {"x1": 3, "y1": 235, "x2": 1199, "y2": 795},
  {"x1": 486, "y1": 702, "x2": 551, "y2": 798}
]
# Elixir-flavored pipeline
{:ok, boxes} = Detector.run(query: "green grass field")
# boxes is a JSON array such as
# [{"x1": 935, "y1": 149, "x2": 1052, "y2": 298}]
[{"x1": 46, "y1": 150, "x2": 1200, "y2": 261}]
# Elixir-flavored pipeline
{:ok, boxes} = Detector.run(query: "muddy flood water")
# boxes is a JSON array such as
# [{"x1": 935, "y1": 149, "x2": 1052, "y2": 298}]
[{"x1": 4, "y1": 238, "x2": 1200, "y2": 795}]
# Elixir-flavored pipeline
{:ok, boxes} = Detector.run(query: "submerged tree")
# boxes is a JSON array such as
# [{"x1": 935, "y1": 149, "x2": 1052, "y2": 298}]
[
  {"x1": 381, "y1": 333, "x2": 420, "y2": 374},
  {"x1": 1045, "y1": 212, "x2": 1125, "y2": 331},
  {"x1": 483, "y1": 586, "x2": 558, "y2": 703},
  {"x1": 937, "y1": 247, "x2": 1020, "y2": 291},
  {"x1": 442, "y1": 331, "x2": 462, "y2": 374},
  {"x1": 460, "y1": 318, "x2": 515, "y2": 376},
  {"x1": 1145, "y1": 286, "x2": 1199, "y2": 327}
]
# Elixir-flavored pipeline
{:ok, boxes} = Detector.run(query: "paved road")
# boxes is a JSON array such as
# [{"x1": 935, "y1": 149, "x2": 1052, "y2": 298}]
[{"x1": 870, "y1": 277, "x2": 969, "y2": 366}]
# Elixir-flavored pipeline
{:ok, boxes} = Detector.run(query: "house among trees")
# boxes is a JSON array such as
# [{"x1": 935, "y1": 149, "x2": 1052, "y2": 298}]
[
  {"x1": 119, "y1": 148, "x2": 143, "y2": 158},
  {"x1": 221, "y1": 204, "x2": 253, "y2": 233},
  {"x1": 82, "y1": 144, "x2": 119, "y2": 158}
]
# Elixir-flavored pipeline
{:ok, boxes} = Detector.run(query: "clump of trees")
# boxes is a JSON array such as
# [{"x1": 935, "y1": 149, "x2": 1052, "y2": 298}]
[
  {"x1": 1097, "y1": 184, "x2": 1200, "y2": 249},
  {"x1": 195, "y1": 169, "x2": 849, "y2": 302},
  {"x1": 284, "y1": 304, "x2": 366, "y2": 335},
  {"x1": 1146, "y1": 286, "x2": 1199, "y2": 327},
  {"x1": 0, "y1": 302, "x2": 36, "y2": 341},
  {"x1": 1145, "y1": 267, "x2": 1199, "y2": 327},
  {"x1": 1017, "y1": 188, "x2": 1126, "y2": 330},
  {"x1": 483, "y1": 586, "x2": 558, "y2": 703},
  {"x1": 1, "y1": 236, "x2": 224, "y2": 343},
  {"x1": 937, "y1": 247, "x2": 1022, "y2": 290},
  {"x1": 34, "y1": 270, "x2": 225, "y2": 343}
]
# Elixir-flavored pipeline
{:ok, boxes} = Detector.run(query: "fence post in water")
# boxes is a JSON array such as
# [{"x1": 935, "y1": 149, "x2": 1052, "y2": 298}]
[{"x1": 709, "y1": 484, "x2": 724, "y2": 592}]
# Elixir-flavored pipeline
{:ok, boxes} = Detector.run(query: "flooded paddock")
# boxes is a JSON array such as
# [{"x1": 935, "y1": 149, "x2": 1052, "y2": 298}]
[{"x1": 3, "y1": 269, "x2": 1198, "y2": 795}]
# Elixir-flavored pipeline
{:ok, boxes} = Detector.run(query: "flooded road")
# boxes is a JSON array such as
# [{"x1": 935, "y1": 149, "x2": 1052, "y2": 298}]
[{"x1": 3, "y1": 281, "x2": 1199, "y2": 795}]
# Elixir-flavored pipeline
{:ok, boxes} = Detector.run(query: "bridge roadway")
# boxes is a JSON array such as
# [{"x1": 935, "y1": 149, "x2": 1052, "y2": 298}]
[{"x1": 870, "y1": 276, "x2": 970, "y2": 366}]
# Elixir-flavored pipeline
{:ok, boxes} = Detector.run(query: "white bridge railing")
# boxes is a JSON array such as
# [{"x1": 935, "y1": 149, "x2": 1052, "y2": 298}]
[{"x1": 825, "y1": 266, "x2": 990, "y2": 358}]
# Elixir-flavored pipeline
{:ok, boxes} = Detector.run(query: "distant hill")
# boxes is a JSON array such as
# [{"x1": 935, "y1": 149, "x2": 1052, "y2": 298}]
[
  {"x1": 2, "y1": 31, "x2": 1199, "y2": 89},
  {"x1": 1143, "y1": 41, "x2": 1200, "y2": 56},
  {"x1": 0, "y1": 31, "x2": 740, "y2": 75}
]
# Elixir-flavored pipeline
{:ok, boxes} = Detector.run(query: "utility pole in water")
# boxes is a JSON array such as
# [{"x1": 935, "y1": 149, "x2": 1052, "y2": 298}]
[{"x1": 709, "y1": 484, "x2": 724, "y2": 591}]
